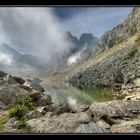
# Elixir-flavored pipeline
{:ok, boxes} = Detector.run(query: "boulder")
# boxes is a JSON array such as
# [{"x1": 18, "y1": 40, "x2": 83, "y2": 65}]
[
  {"x1": 0, "y1": 82, "x2": 32, "y2": 108},
  {"x1": 25, "y1": 109, "x2": 43, "y2": 120},
  {"x1": 69, "y1": 104, "x2": 89, "y2": 113},
  {"x1": 36, "y1": 95, "x2": 52, "y2": 106},
  {"x1": 89, "y1": 100, "x2": 140, "y2": 120},
  {"x1": 3, "y1": 74, "x2": 17, "y2": 84},
  {"x1": 4, "y1": 117, "x2": 20, "y2": 130},
  {"x1": 27, "y1": 112, "x2": 91, "y2": 133},
  {"x1": 23, "y1": 79, "x2": 44, "y2": 92},
  {"x1": 52, "y1": 102, "x2": 69, "y2": 115},
  {"x1": 29, "y1": 90, "x2": 42, "y2": 101},
  {"x1": 13, "y1": 76, "x2": 25, "y2": 85},
  {"x1": 19, "y1": 84, "x2": 32, "y2": 91},
  {"x1": 96, "y1": 119, "x2": 111, "y2": 130},
  {"x1": 110, "y1": 119, "x2": 140, "y2": 133},
  {"x1": 42, "y1": 102, "x2": 69, "y2": 115},
  {"x1": 75, "y1": 122, "x2": 105, "y2": 133}
]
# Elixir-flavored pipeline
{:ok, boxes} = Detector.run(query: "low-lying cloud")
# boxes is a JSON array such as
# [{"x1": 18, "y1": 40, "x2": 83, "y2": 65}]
[{"x1": 0, "y1": 7, "x2": 70, "y2": 64}]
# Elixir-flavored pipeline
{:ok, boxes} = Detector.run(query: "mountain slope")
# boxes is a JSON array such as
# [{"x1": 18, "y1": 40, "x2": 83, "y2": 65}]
[{"x1": 67, "y1": 7, "x2": 140, "y2": 89}]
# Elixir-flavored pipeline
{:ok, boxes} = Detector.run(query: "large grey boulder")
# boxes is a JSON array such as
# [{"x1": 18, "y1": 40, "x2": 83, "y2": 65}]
[
  {"x1": 96, "y1": 119, "x2": 111, "y2": 130},
  {"x1": 110, "y1": 119, "x2": 140, "y2": 133},
  {"x1": 89, "y1": 100, "x2": 140, "y2": 120},
  {"x1": 13, "y1": 76, "x2": 25, "y2": 85},
  {"x1": 37, "y1": 102, "x2": 69, "y2": 115},
  {"x1": 25, "y1": 109, "x2": 43, "y2": 120},
  {"x1": 3, "y1": 74, "x2": 17, "y2": 84},
  {"x1": 36, "y1": 95, "x2": 52, "y2": 106},
  {"x1": 27, "y1": 112, "x2": 91, "y2": 133},
  {"x1": 0, "y1": 81, "x2": 32, "y2": 108}
]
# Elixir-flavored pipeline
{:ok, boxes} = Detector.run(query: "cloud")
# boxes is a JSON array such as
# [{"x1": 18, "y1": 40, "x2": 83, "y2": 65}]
[
  {"x1": 0, "y1": 7, "x2": 70, "y2": 63},
  {"x1": 67, "y1": 51, "x2": 81, "y2": 65}
]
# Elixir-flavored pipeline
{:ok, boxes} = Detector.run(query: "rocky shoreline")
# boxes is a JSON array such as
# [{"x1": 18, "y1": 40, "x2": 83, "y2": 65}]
[{"x1": 0, "y1": 71, "x2": 140, "y2": 133}]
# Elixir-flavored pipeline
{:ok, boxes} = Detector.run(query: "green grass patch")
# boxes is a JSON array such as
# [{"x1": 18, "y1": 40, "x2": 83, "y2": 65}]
[
  {"x1": 18, "y1": 116, "x2": 28, "y2": 129},
  {"x1": 9, "y1": 104, "x2": 25, "y2": 119},
  {"x1": 23, "y1": 97, "x2": 35, "y2": 111},
  {"x1": 9, "y1": 97, "x2": 35, "y2": 119},
  {"x1": 82, "y1": 87, "x2": 114, "y2": 102}
]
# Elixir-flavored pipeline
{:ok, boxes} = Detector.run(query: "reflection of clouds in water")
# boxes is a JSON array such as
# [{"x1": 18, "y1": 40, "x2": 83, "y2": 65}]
[
  {"x1": 67, "y1": 96, "x2": 77, "y2": 106},
  {"x1": 43, "y1": 84, "x2": 86, "y2": 105}
]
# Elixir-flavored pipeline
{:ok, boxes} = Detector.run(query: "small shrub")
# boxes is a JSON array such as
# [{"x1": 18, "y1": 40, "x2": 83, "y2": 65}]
[
  {"x1": 9, "y1": 97, "x2": 35, "y2": 119},
  {"x1": 9, "y1": 105, "x2": 25, "y2": 119},
  {"x1": 18, "y1": 116, "x2": 28, "y2": 129},
  {"x1": 23, "y1": 97, "x2": 35, "y2": 111}
]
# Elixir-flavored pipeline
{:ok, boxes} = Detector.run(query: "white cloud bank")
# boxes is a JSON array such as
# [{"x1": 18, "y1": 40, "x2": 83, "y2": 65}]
[{"x1": 0, "y1": 7, "x2": 70, "y2": 63}]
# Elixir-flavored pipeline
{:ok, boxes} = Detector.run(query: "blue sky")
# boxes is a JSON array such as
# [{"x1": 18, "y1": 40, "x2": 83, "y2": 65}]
[{"x1": 53, "y1": 7, "x2": 133, "y2": 38}]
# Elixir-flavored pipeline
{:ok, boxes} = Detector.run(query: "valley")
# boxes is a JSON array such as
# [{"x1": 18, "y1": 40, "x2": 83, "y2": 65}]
[{"x1": 0, "y1": 7, "x2": 140, "y2": 133}]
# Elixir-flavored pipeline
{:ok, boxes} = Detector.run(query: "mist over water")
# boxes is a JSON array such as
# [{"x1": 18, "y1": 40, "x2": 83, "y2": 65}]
[{"x1": 0, "y1": 7, "x2": 71, "y2": 66}]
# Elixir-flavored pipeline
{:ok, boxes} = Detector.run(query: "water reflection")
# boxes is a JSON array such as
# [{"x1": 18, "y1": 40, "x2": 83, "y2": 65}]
[{"x1": 42, "y1": 84, "x2": 114, "y2": 105}]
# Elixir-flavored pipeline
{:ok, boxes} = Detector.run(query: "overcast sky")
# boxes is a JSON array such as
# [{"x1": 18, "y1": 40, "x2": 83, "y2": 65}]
[{"x1": 53, "y1": 7, "x2": 133, "y2": 38}]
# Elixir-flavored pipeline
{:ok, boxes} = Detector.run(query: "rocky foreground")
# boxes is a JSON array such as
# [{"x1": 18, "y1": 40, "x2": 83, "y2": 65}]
[{"x1": 0, "y1": 71, "x2": 140, "y2": 133}]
